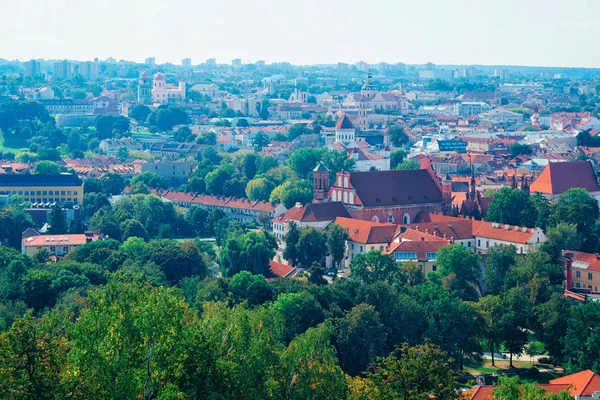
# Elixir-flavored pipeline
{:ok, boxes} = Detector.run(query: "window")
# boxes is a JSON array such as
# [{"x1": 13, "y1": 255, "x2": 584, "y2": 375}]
[
  {"x1": 49, "y1": 191, "x2": 53, "y2": 195},
  {"x1": 576, "y1": 282, "x2": 581, "y2": 288},
  {"x1": 42, "y1": 191, "x2": 47, "y2": 195},
  {"x1": 37, "y1": 191, "x2": 41, "y2": 195},
  {"x1": 426, "y1": 252, "x2": 437, "y2": 260},
  {"x1": 61, "y1": 191, "x2": 65, "y2": 195},
  {"x1": 50, "y1": 246, "x2": 56, "y2": 253},
  {"x1": 432, "y1": 265, "x2": 437, "y2": 271},
  {"x1": 589, "y1": 273, "x2": 593, "y2": 280},
  {"x1": 477, "y1": 239, "x2": 481, "y2": 247},
  {"x1": 576, "y1": 271, "x2": 581, "y2": 278},
  {"x1": 468, "y1": 242, "x2": 472, "y2": 247},
  {"x1": 359, "y1": 245, "x2": 363, "y2": 252},
  {"x1": 394, "y1": 252, "x2": 417, "y2": 260},
  {"x1": 63, "y1": 246, "x2": 69, "y2": 254},
  {"x1": 486, "y1": 240, "x2": 489, "y2": 248},
  {"x1": 25, "y1": 191, "x2": 29, "y2": 195}
]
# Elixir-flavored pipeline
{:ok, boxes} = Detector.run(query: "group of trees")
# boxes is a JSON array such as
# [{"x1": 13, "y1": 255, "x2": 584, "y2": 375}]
[{"x1": 487, "y1": 187, "x2": 600, "y2": 253}]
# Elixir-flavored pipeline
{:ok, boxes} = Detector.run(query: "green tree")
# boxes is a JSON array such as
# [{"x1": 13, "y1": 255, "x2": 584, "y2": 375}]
[
  {"x1": 220, "y1": 231, "x2": 276, "y2": 277},
  {"x1": 436, "y1": 244, "x2": 481, "y2": 301},
  {"x1": 509, "y1": 143, "x2": 533, "y2": 158},
  {"x1": 336, "y1": 303, "x2": 387, "y2": 376},
  {"x1": 130, "y1": 172, "x2": 165, "y2": 190},
  {"x1": 493, "y1": 376, "x2": 572, "y2": 400},
  {"x1": 484, "y1": 244, "x2": 517, "y2": 295},
  {"x1": 272, "y1": 291, "x2": 325, "y2": 343},
  {"x1": 535, "y1": 293, "x2": 572, "y2": 362},
  {"x1": 120, "y1": 219, "x2": 149, "y2": 241},
  {"x1": 33, "y1": 160, "x2": 61, "y2": 175},
  {"x1": 486, "y1": 187, "x2": 537, "y2": 228},
  {"x1": 394, "y1": 160, "x2": 420, "y2": 170},
  {"x1": 498, "y1": 288, "x2": 532, "y2": 367},
  {"x1": 390, "y1": 149, "x2": 406, "y2": 169},
  {"x1": 275, "y1": 324, "x2": 348, "y2": 400},
  {"x1": 245, "y1": 177, "x2": 274, "y2": 201},
  {"x1": 269, "y1": 180, "x2": 313, "y2": 208},
  {"x1": 297, "y1": 227, "x2": 328, "y2": 268},
  {"x1": 389, "y1": 125, "x2": 409, "y2": 147},
  {"x1": 349, "y1": 250, "x2": 399, "y2": 285},
  {"x1": 327, "y1": 223, "x2": 349, "y2": 272},
  {"x1": 283, "y1": 221, "x2": 301, "y2": 267},
  {"x1": 228, "y1": 271, "x2": 273, "y2": 307},
  {"x1": 252, "y1": 131, "x2": 270, "y2": 151},
  {"x1": 549, "y1": 188, "x2": 599, "y2": 252},
  {"x1": 48, "y1": 204, "x2": 68, "y2": 234},
  {"x1": 366, "y1": 342, "x2": 458, "y2": 400},
  {"x1": 563, "y1": 300, "x2": 600, "y2": 372},
  {"x1": 288, "y1": 148, "x2": 323, "y2": 179},
  {"x1": 128, "y1": 104, "x2": 151, "y2": 123}
]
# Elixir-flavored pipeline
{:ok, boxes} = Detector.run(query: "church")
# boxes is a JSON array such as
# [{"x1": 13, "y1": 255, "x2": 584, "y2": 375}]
[
  {"x1": 327, "y1": 114, "x2": 390, "y2": 171},
  {"x1": 313, "y1": 162, "x2": 444, "y2": 224}
]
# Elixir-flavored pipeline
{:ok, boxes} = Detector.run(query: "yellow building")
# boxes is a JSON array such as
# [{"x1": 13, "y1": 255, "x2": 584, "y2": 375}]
[{"x1": 0, "y1": 174, "x2": 84, "y2": 204}]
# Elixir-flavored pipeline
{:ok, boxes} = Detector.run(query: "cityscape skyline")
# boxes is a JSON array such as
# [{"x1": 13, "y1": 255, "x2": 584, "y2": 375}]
[{"x1": 2, "y1": 0, "x2": 600, "y2": 68}]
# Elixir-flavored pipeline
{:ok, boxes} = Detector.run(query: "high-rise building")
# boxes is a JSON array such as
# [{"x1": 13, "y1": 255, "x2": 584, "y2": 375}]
[
  {"x1": 255, "y1": 60, "x2": 265, "y2": 67},
  {"x1": 24, "y1": 59, "x2": 41, "y2": 77},
  {"x1": 182, "y1": 58, "x2": 192, "y2": 68},
  {"x1": 356, "y1": 61, "x2": 370, "y2": 72},
  {"x1": 494, "y1": 68, "x2": 510, "y2": 82},
  {"x1": 53, "y1": 60, "x2": 72, "y2": 80},
  {"x1": 78, "y1": 60, "x2": 99, "y2": 81},
  {"x1": 338, "y1": 62, "x2": 349, "y2": 72},
  {"x1": 106, "y1": 57, "x2": 117, "y2": 64},
  {"x1": 232, "y1": 58, "x2": 242, "y2": 68},
  {"x1": 206, "y1": 58, "x2": 216, "y2": 66},
  {"x1": 145, "y1": 57, "x2": 156, "y2": 66}
]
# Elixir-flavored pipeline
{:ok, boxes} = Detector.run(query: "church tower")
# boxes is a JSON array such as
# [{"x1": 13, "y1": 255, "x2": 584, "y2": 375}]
[
  {"x1": 335, "y1": 113, "x2": 356, "y2": 144},
  {"x1": 137, "y1": 71, "x2": 152, "y2": 104},
  {"x1": 313, "y1": 163, "x2": 330, "y2": 203},
  {"x1": 360, "y1": 70, "x2": 378, "y2": 98}
]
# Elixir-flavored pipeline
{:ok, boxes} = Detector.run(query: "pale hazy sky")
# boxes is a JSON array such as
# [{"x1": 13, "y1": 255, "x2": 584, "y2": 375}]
[{"x1": 2, "y1": 0, "x2": 600, "y2": 67}]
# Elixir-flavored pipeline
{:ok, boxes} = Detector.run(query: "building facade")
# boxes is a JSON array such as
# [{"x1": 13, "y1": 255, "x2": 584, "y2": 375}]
[{"x1": 0, "y1": 174, "x2": 84, "y2": 204}]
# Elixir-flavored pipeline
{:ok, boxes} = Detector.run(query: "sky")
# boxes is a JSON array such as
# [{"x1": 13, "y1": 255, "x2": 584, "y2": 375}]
[{"x1": 1, "y1": 0, "x2": 600, "y2": 68}]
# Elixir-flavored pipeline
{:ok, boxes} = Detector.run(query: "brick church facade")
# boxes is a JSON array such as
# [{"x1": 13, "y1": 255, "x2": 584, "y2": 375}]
[{"x1": 313, "y1": 162, "x2": 444, "y2": 224}]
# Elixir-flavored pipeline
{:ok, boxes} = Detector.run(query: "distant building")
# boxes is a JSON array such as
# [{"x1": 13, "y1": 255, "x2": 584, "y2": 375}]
[
  {"x1": 156, "y1": 190, "x2": 287, "y2": 229},
  {"x1": 232, "y1": 58, "x2": 242, "y2": 68},
  {"x1": 145, "y1": 57, "x2": 156, "y2": 66},
  {"x1": 564, "y1": 250, "x2": 600, "y2": 293},
  {"x1": 137, "y1": 160, "x2": 190, "y2": 186},
  {"x1": 78, "y1": 60, "x2": 99, "y2": 81},
  {"x1": 137, "y1": 71, "x2": 152, "y2": 104},
  {"x1": 24, "y1": 60, "x2": 41, "y2": 77},
  {"x1": 21, "y1": 231, "x2": 101, "y2": 257},
  {"x1": 190, "y1": 83, "x2": 219, "y2": 97},
  {"x1": 325, "y1": 163, "x2": 444, "y2": 224},
  {"x1": 99, "y1": 138, "x2": 143, "y2": 156},
  {"x1": 335, "y1": 216, "x2": 398, "y2": 263},
  {"x1": 182, "y1": 58, "x2": 192, "y2": 68},
  {"x1": 455, "y1": 101, "x2": 491, "y2": 117},
  {"x1": 39, "y1": 99, "x2": 95, "y2": 115},
  {"x1": 0, "y1": 174, "x2": 84, "y2": 204},
  {"x1": 272, "y1": 202, "x2": 350, "y2": 240},
  {"x1": 151, "y1": 72, "x2": 186, "y2": 104},
  {"x1": 530, "y1": 160, "x2": 600, "y2": 204},
  {"x1": 53, "y1": 60, "x2": 72, "y2": 80},
  {"x1": 148, "y1": 142, "x2": 203, "y2": 159}
]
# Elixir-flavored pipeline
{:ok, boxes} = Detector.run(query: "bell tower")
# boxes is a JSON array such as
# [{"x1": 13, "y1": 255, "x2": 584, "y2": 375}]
[{"x1": 313, "y1": 163, "x2": 330, "y2": 203}]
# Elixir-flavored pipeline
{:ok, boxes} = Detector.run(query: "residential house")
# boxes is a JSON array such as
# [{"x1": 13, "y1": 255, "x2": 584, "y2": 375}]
[
  {"x1": 563, "y1": 250, "x2": 600, "y2": 293},
  {"x1": 156, "y1": 190, "x2": 287, "y2": 228},
  {"x1": 271, "y1": 202, "x2": 350, "y2": 240},
  {"x1": 99, "y1": 138, "x2": 143, "y2": 156},
  {"x1": 334, "y1": 217, "x2": 398, "y2": 265},
  {"x1": 21, "y1": 231, "x2": 102, "y2": 257}
]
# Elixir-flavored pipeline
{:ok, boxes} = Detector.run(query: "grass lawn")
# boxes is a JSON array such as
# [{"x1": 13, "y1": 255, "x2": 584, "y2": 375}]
[
  {"x1": 0, "y1": 135, "x2": 27, "y2": 154},
  {"x1": 463, "y1": 359, "x2": 563, "y2": 384}
]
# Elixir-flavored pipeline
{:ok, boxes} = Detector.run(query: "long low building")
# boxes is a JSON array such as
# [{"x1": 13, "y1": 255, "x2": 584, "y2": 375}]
[
  {"x1": 155, "y1": 190, "x2": 287, "y2": 228},
  {"x1": 21, "y1": 230, "x2": 102, "y2": 257},
  {"x1": 0, "y1": 174, "x2": 84, "y2": 204}
]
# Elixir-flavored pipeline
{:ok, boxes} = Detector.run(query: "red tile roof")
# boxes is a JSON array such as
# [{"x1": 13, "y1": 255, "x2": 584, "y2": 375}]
[
  {"x1": 385, "y1": 239, "x2": 448, "y2": 260},
  {"x1": 342, "y1": 170, "x2": 443, "y2": 207},
  {"x1": 274, "y1": 202, "x2": 350, "y2": 223},
  {"x1": 563, "y1": 250, "x2": 600, "y2": 272},
  {"x1": 268, "y1": 260, "x2": 297, "y2": 279},
  {"x1": 462, "y1": 383, "x2": 571, "y2": 400},
  {"x1": 335, "y1": 113, "x2": 355, "y2": 130},
  {"x1": 155, "y1": 190, "x2": 282, "y2": 213},
  {"x1": 335, "y1": 217, "x2": 398, "y2": 244},
  {"x1": 472, "y1": 220, "x2": 538, "y2": 244},
  {"x1": 530, "y1": 161, "x2": 600, "y2": 195},
  {"x1": 550, "y1": 369, "x2": 600, "y2": 396},
  {"x1": 23, "y1": 233, "x2": 100, "y2": 247},
  {"x1": 406, "y1": 219, "x2": 474, "y2": 241}
]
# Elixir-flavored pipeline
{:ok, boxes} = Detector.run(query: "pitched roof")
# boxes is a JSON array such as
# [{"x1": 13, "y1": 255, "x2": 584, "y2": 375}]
[
  {"x1": 335, "y1": 113, "x2": 355, "y2": 130},
  {"x1": 550, "y1": 369, "x2": 600, "y2": 396},
  {"x1": 268, "y1": 260, "x2": 297, "y2": 280},
  {"x1": 406, "y1": 219, "x2": 474, "y2": 240},
  {"x1": 530, "y1": 161, "x2": 600, "y2": 195},
  {"x1": 335, "y1": 217, "x2": 398, "y2": 244},
  {"x1": 346, "y1": 170, "x2": 443, "y2": 207},
  {"x1": 22, "y1": 233, "x2": 99, "y2": 247},
  {"x1": 313, "y1": 163, "x2": 329, "y2": 172},
  {"x1": 472, "y1": 220, "x2": 538, "y2": 244},
  {"x1": 156, "y1": 190, "x2": 281, "y2": 213},
  {"x1": 275, "y1": 202, "x2": 350, "y2": 223},
  {"x1": 461, "y1": 383, "x2": 571, "y2": 400},
  {"x1": 563, "y1": 250, "x2": 600, "y2": 272},
  {"x1": 385, "y1": 239, "x2": 448, "y2": 260}
]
